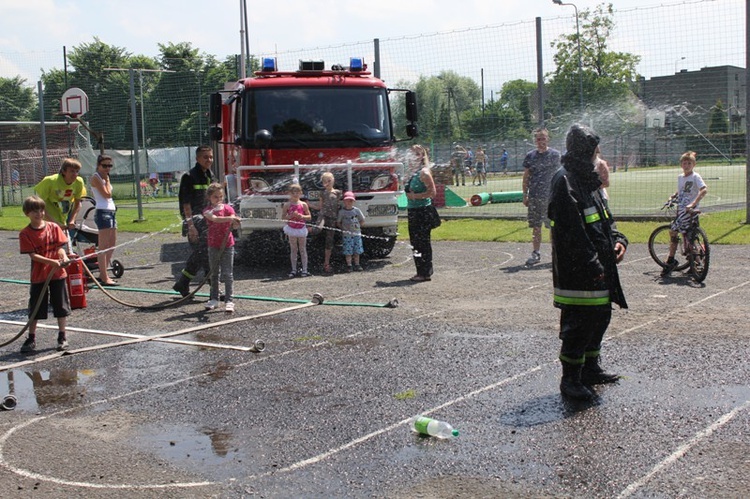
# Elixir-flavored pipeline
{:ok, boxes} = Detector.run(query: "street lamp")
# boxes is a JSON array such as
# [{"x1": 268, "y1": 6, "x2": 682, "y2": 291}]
[{"x1": 553, "y1": 0, "x2": 584, "y2": 111}]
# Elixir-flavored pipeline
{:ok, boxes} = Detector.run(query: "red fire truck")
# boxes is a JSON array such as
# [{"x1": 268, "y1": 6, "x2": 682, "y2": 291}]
[{"x1": 208, "y1": 57, "x2": 418, "y2": 262}]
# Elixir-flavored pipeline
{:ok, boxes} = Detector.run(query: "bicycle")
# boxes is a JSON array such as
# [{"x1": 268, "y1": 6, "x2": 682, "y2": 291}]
[{"x1": 648, "y1": 197, "x2": 710, "y2": 283}]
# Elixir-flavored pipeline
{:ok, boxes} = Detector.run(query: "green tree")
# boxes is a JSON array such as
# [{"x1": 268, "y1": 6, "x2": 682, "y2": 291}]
[
  {"x1": 546, "y1": 3, "x2": 641, "y2": 118},
  {"x1": 0, "y1": 76, "x2": 36, "y2": 121},
  {"x1": 708, "y1": 99, "x2": 729, "y2": 134},
  {"x1": 413, "y1": 71, "x2": 481, "y2": 142}
]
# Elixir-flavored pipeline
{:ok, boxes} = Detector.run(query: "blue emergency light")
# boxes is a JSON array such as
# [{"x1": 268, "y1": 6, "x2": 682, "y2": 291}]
[
  {"x1": 349, "y1": 57, "x2": 365, "y2": 71},
  {"x1": 262, "y1": 57, "x2": 277, "y2": 72}
]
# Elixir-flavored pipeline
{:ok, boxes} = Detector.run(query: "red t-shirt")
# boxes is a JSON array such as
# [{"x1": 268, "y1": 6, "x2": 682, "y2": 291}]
[
  {"x1": 19, "y1": 222, "x2": 69, "y2": 283},
  {"x1": 203, "y1": 204, "x2": 236, "y2": 249}
]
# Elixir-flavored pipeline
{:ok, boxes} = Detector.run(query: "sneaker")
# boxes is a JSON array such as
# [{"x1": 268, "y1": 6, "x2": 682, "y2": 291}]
[
  {"x1": 225, "y1": 301, "x2": 235, "y2": 313},
  {"x1": 353, "y1": 265, "x2": 363, "y2": 272},
  {"x1": 20, "y1": 337, "x2": 36, "y2": 354},
  {"x1": 56, "y1": 339, "x2": 69, "y2": 352},
  {"x1": 205, "y1": 299, "x2": 219, "y2": 310},
  {"x1": 288, "y1": 272, "x2": 297, "y2": 278},
  {"x1": 525, "y1": 251, "x2": 541, "y2": 266},
  {"x1": 661, "y1": 258, "x2": 678, "y2": 277}
]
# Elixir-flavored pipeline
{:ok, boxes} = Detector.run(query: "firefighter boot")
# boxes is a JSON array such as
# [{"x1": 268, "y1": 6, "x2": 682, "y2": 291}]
[
  {"x1": 172, "y1": 274, "x2": 191, "y2": 297},
  {"x1": 581, "y1": 355, "x2": 620, "y2": 385},
  {"x1": 560, "y1": 361, "x2": 595, "y2": 400}
]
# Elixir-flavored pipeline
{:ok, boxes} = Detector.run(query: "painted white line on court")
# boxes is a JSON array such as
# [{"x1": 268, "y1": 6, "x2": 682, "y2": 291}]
[
  {"x1": 237, "y1": 279, "x2": 750, "y2": 481},
  {"x1": 616, "y1": 399, "x2": 750, "y2": 498}
]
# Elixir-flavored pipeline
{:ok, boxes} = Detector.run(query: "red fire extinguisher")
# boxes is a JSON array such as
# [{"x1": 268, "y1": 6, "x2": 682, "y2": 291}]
[{"x1": 66, "y1": 255, "x2": 87, "y2": 309}]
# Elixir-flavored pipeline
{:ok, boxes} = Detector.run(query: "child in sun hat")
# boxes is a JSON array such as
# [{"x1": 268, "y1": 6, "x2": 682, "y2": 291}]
[{"x1": 336, "y1": 191, "x2": 365, "y2": 272}]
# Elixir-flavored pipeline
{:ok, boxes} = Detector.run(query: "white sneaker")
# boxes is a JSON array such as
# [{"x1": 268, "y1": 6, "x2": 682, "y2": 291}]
[
  {"x1": 205, "y1": 299, "x2": 219, "y2": 310},
  {"x1": 225, "y1": 301, "x2": 235, "y2": 313}
]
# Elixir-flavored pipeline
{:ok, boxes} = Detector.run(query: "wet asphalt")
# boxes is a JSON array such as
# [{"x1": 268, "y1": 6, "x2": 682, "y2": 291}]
[{"x1": 0, "y1": 229, "x2": 748, "y2": 498}]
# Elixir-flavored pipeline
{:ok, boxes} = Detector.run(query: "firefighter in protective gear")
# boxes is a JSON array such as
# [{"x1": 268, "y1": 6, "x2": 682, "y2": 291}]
[
  {"x1": 173, "y1": 146, "x2": 214, "y2": 297},
  {"x1": 548, "y1": 124, "x2": 628, "y2": 401}
]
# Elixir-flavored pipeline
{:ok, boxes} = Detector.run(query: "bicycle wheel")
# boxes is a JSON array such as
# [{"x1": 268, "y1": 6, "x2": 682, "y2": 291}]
[
  {"x1": 648, "y1": 225, "x2": 690, "y2": 271},
  {"x1": 689, "y1": 227, "x2": 710, "y2": 283}
]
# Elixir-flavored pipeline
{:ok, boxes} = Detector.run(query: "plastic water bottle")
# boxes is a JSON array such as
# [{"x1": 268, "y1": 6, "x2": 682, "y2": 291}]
[{"x1": 410, "y1": 415, "x2": 459, "y2": 439}]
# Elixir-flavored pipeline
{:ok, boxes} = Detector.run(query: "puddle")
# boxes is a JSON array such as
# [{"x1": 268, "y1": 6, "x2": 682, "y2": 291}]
[
  {"x1": 130, "y1": 423, "x2": 253, "y2": 481},
  {"x1": 0, "y1": 369, "x2": 98, "y2": 412}
]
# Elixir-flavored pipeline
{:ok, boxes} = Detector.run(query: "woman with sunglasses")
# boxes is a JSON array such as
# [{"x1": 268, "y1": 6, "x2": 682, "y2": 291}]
[{"x1": 90, "y1": 155, "x2": 119, "y2": 286}]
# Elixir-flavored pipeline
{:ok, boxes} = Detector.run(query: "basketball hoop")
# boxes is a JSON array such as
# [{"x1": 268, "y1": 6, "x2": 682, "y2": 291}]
[
  {"x1": 61, "y1": 87, "x2": 89, "y2": 118},
  {"x1": 60, "y1": 87, "x2": 104, "y2": 153}
]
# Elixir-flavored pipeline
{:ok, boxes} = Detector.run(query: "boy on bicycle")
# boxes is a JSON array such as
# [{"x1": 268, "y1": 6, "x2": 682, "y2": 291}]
[{"x1": 662, "y1": 151, "x2": 708, "y2": 277}]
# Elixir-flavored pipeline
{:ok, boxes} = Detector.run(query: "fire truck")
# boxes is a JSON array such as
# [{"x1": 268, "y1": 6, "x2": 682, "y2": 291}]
[{"x1": 208, "y1": 57, "x2": 418, "y2": 262}]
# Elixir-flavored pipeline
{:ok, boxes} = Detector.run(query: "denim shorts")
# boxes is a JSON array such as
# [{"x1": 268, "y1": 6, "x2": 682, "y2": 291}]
[{"x1": 95, "y1": 209, "x2": 117, "y2": 230}]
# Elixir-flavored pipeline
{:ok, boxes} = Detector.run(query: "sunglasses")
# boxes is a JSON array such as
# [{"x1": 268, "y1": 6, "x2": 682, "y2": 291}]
[{"x1": 101, "y1": 164, "x2": 114, "y2": 168}]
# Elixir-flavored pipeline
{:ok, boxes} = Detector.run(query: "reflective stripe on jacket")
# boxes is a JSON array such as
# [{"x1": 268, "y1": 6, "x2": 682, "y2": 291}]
[{"x1": 548, "y1": 165, "x2": 627, "y2": 310}]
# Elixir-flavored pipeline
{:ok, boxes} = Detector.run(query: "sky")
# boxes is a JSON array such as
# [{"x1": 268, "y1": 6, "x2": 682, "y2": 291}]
[{"x1": 0, "y1": 0, "x2": 743, "y2": 86}]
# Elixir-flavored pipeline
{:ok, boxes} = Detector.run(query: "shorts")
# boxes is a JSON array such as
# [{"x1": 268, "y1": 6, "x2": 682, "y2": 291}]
[
  {"x1": 342, "y1": 235, "x2": 364, "y2": 255},
  {"x1": 475, "y1": 163, "x2": 486, "y2": 173},
  {"x1": 670, "y1": 210, "x2": 698, "y2": 233},
  {"x1": 527, "y1": 196, "x2": 550, "y2": 228},
  {"x1": 283, "y1": 225, "x2": 308, "y2": 238},
  {"x1": 95, "y1": 209, "x2": 117, "y2": 230},
  {"x1": 29, "y1": 279, "x2": 71, "y2": 321}
]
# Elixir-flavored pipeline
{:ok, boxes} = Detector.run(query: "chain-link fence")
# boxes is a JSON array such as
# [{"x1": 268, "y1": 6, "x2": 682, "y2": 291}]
[{"x1": 1, "y1": 0, "x2": 746, "y2": 217}]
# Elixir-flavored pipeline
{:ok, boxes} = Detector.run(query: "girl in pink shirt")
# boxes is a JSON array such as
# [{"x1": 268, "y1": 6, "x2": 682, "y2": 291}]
[{"x1": 282, "y1": 183, "x2": 312, "y2": 277}]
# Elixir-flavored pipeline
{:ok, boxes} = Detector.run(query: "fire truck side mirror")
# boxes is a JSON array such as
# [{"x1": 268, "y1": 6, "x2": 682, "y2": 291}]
[
  {"x1": 406, "y1": 123, "x2": 419, "y2": 138},
  {"x1": 209, "y1": 93, "x2": 222, "y2": 125},
  {"x1": 405, "y1": 91, "x2": 418, "y2": 123},
  {"x1": 210, "y1": 126, "x2": 223, "y2": 141},
  {"x1": 254, "y1": 129, "x2": 273, "y2": 148}
]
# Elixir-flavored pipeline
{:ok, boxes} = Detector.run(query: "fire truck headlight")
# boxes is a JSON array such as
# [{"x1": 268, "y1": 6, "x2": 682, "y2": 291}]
[
  {"x1": 249, "y1": 178, "x2": 271, "y2": 193},
  {"x1": 370, "y1": 174, "x2": 392, "y2": 191}
]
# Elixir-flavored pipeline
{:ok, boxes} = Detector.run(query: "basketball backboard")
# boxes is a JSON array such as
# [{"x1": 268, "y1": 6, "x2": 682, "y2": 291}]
[{"x1": 61, "y1": 87, "x2": 90, "y2": 118}]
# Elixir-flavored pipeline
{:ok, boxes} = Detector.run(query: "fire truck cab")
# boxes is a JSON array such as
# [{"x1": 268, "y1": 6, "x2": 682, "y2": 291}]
[{"x1": 209, "y1": 57, "x2": 417, "y2": 262}]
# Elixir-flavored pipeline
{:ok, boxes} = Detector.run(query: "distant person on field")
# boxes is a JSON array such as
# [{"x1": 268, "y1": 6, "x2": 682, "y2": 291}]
[
  {"x1": 173, "y1": 145, "x2": 214, "y2": 297},
  {"x1": 89, "y1": 154, "x2": 118, "y2": 286},
  {"x1": 202, "y1": 183, "x2": 241, "y2": 312},
  {"x1": 548, "y1": 124, "x2": 628, "y2": 401},
  {"x1": 34, "y1": 158, "x2": 87, "y2": 234},
  {"x1": 522, "y1": 128, "x2": 561, "y2": 267},
  {"x1": 337, "y1": 191, "x2": 365, "y2": 272},
  {"x1": 500, "y1": 148, "x2": 509, "y2": 174},
  {"x1": 661, "y1": 151, "x2": 708, "y2": 277},
  {"x1": 473, "y1": 146, "x2": 487, "y2": 186},
  {"x1": 18, "y1": 196, "x2": 72, "y2": 353},
  {"x1": 450, "y1": 144, "x2": 467, "y2": 186}
]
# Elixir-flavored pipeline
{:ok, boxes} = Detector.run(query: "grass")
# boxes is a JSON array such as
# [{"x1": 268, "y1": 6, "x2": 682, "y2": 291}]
[{"x1": 2, "y1": 204, "x2": 749, "y2": 245}]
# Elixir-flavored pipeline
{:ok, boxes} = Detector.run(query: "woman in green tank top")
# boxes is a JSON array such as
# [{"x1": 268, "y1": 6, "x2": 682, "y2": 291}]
[{"x1": 405, "y1": 145, "x2": 437, "y2": 281}]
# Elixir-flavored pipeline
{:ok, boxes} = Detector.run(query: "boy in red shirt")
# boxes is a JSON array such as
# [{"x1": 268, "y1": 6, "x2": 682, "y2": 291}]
[{"x1": 18, "y1": 196, "x2": 72, "y2": 353}]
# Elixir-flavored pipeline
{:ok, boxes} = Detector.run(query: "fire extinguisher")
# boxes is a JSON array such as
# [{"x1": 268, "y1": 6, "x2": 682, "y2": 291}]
[{"x1": 66, "y1": 255, "x2": 87, "y2": 309}]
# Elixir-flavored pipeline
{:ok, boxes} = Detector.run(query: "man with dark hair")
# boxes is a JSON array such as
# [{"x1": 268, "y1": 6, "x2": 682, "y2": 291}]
[
  {"x1": 173, "y1": 146, "x2": 214, "y2": 297},
  {"x1": 548, "y1": 124, "x2": 628, "y2": 400}
]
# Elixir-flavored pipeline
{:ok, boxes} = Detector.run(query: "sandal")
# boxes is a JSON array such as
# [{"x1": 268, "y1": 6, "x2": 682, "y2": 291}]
[
  {"x1": 299, "y1": 271, "x2": 311, "y2": 277},
  {"x1": 409, "y1": 275, "x2": 431, "y2": 282},
  {"x1": 323, "y1": 264, "x2": 333, "y2": 274},
  {"x1": 288, "y1": 272, "x2": 297, "y2": 278}
]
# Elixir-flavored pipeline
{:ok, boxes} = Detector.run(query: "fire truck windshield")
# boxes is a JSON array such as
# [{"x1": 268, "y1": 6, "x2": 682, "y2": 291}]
[{"x1": 244, "y1": 87, "x2": 392, "y2": 147}]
